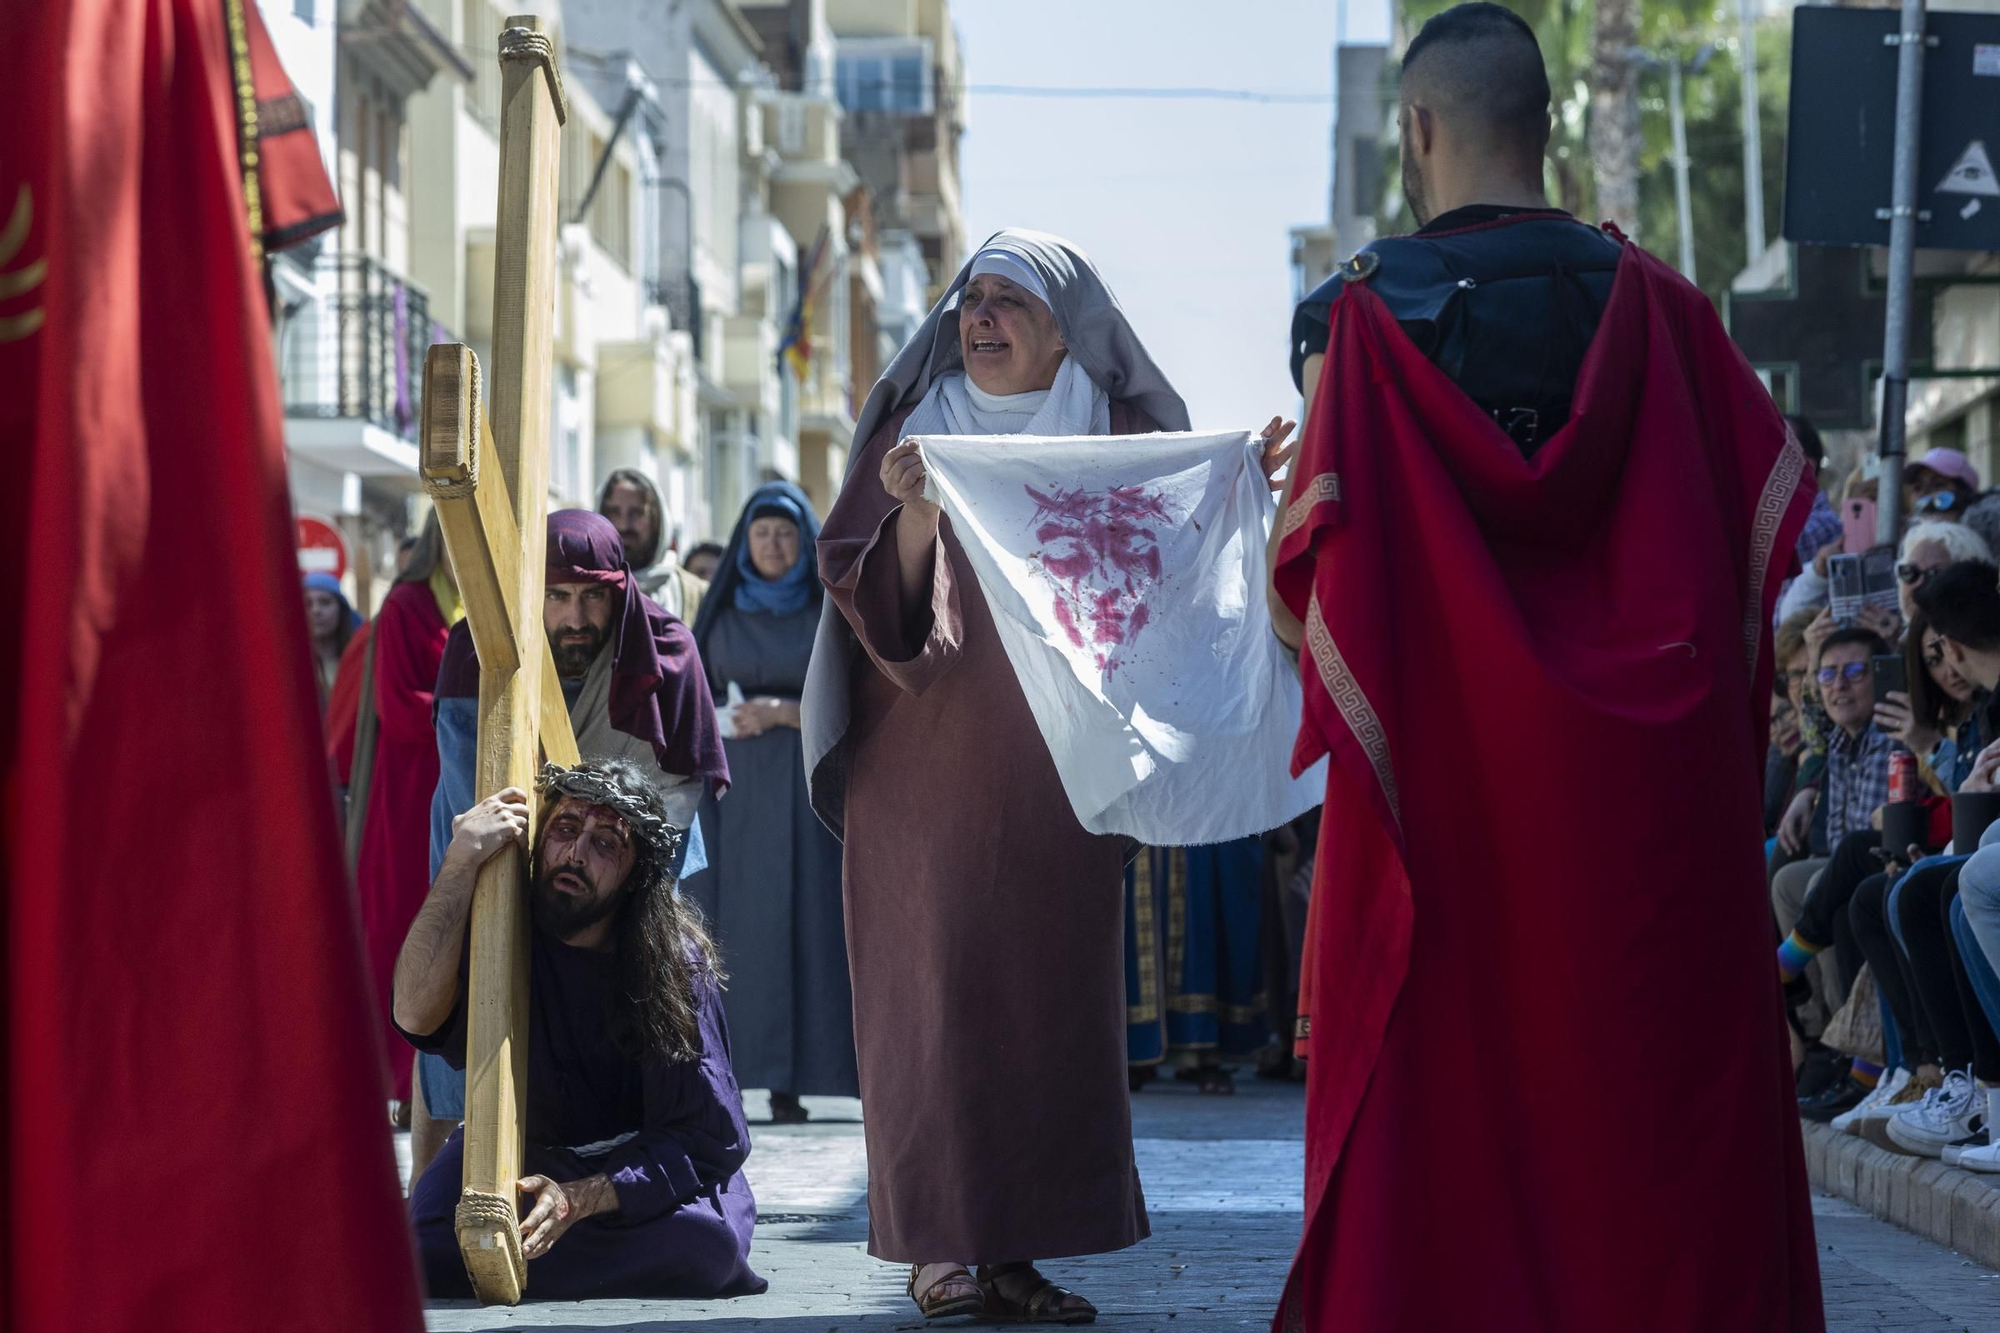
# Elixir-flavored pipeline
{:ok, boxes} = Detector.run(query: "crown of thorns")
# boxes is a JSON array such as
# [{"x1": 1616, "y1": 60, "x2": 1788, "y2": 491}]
[{"x1": 535, "y1": 762, "x2": 688, "y2": 865}]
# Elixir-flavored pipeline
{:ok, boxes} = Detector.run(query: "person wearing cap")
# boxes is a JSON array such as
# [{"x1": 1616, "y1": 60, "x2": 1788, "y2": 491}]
[
  {"x1": 302, "y1": 571, "x2": 362, "y2": 713},
  {"x1": 1908, "y1": 447, "x2": 1984, "y2": 519},
  {"x1": 805, "y1": 231, "x2": 1292, "y2": 1322},
  {"x1": 1908, "y1": 447, "x2": 2000, "y2": 561}
]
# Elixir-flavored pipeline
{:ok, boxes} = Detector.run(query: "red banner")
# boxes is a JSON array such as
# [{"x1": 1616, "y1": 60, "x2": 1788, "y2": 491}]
[{"x1": 0, "y1": 2, "x2": 421, "y2": 1327}]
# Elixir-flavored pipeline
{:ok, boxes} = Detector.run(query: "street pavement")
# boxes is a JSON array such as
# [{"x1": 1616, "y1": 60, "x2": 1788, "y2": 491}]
[{"x1": 409, "y1": 1077, "x2": 2000, "y2": 1332}]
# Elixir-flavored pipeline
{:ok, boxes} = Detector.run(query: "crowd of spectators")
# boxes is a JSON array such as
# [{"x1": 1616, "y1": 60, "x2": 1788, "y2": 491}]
[{"x1": 1766, "y1": 427, "x2": 2000, "y2": 1170}]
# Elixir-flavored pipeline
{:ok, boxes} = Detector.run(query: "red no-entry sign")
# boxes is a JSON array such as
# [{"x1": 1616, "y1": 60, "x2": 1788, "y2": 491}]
[{"x1": 296, "y1": 514, "x2": 348, "y2": 580}]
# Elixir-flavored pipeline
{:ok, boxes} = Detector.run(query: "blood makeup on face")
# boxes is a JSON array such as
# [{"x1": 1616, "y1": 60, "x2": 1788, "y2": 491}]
[{"x1": 539, "y1": 800, "x2": 633, "y2": 893}]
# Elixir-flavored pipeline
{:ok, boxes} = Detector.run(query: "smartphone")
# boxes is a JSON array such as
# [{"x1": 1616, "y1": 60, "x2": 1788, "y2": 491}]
[
  {"x1": 1873, "y1": 654, "x2": 1908, "y2": 709},
  {"x1": 1843, "y1": 498, "x2": 1879, "y2": 555}
]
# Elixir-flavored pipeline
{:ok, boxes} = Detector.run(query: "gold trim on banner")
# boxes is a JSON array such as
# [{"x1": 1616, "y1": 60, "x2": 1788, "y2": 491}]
[
  {"x1": 221, "y1": 0, "x2": 265, "y2": 262},
  {"x1": 0, "y1": 184, "x2": 44, "y2": 341}
]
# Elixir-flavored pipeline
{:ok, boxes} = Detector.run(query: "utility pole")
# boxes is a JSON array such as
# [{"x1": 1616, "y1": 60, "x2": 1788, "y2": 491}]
[
  {"x1": 1876, "y1": 0, "x2": 1928, "y2": 546},
  {"x1": 1739, "y1": 0, "x2": 1766, "y2": 267},
  {"x1": 1669, "y1": 58, "x2": 1696, "y2": 281}
]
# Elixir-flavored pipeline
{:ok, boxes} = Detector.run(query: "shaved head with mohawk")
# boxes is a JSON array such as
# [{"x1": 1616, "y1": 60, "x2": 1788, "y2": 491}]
[{"x1": 1397, "y1": 3, "x2": 1553, "y2": 226}]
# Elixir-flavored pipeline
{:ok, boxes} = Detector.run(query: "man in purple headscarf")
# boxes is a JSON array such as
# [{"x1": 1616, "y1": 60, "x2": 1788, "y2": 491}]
[
  {"x1": 404, "y1": 510, "x2": 731, "y2": 1179},
  {"x1": 436, "y1": 509, "x2": 729, "y2": 825}
]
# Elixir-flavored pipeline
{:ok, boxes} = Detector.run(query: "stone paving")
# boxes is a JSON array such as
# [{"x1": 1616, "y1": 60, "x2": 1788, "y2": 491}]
[{"x1": 411, "y1": 1078, "x2": 2000, "y2": 1332}]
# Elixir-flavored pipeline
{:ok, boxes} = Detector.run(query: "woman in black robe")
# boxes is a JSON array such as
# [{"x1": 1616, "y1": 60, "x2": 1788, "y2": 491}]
[{"x1": 691, "y1": 482, "x2": 858, "y2": 1122}]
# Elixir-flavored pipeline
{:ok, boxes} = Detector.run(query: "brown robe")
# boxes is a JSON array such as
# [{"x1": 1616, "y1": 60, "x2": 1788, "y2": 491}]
[{"x1": 820, "y1": 401, "x2": 1158, "y2": 1264}]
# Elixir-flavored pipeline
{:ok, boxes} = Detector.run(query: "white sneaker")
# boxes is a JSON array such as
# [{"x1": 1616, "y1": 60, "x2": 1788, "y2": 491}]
[
  {"x1": 1945, "y1": 1090, "x2": 2000, "y2": 1172},
  {"x1": 1886, "y1": 1069, "x2": 1989, "y2": 1157},
  {"x1": 1832, "y1": 1065, "x2": 1913, "y2": 1133}
]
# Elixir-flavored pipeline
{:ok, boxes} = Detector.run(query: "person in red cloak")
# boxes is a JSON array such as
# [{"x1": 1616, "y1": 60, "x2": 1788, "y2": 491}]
[
  {"x1": 353, "y1": 517, "x2": 460, "y2": 1113},
  {"x1": 1265, "y1": 7, "x2": 1824, "y2": 1330}
]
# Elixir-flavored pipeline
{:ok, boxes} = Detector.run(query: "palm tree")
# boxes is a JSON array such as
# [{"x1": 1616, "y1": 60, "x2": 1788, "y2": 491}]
[{"x1": 1587, "y1": 0, "x2": 1643, "y2": 236}]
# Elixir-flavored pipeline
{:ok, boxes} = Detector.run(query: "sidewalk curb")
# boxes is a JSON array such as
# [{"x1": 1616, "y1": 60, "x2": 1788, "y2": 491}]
[{"x1": 1802, "y1": 1120, "x2": 2000, "y2": 1269}]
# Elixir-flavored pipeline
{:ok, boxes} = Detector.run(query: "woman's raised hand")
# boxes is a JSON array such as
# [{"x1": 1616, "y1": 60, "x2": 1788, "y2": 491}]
[
  {"x1": 1257, "y1": 416, "x2": 1299, "y2": 492},
  {"x1": 881, "y1": 439, "x2": 940, "y2": 520}
]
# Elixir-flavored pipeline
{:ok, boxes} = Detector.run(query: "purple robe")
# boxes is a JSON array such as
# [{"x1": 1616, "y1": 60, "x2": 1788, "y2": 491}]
[{"x1": 402, "y1": 932, "x2": 765, "y2": 1300}]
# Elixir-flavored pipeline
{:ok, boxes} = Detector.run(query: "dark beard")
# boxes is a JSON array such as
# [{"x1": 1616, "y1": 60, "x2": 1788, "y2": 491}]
[
  {"x1": 551, "y1": 625, "x2": 607, "y2": 680},
  {"x1": 531, "y1": 859, "x2": 623, "y2": 940}
]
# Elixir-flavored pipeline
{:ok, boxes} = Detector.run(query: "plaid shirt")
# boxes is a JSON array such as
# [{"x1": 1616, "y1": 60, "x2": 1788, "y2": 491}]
[
  {"x1": 1795, "y1": 489, "x2": 1841, "y2": 568},
  {"x1": 1823, "y1": 723, "x2": 1893, "y2": 847}
]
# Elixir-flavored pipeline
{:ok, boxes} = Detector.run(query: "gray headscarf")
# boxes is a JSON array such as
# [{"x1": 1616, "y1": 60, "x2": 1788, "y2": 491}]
[{"x1": 800, "y1": 228, "x2": 1191, "y2": 833}]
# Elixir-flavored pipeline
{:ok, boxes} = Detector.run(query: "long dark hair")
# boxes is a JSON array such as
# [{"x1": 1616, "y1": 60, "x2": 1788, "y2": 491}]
[
  {"x1": 597, "y1": 468, "x2": 668, "y2": 569},
  {"x1": 1904, "y1": 606, "x2": 1974, "y2": 734}
]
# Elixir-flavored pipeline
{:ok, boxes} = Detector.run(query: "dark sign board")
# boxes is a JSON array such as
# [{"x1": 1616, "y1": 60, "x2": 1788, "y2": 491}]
[{"x1": 1786, "y1": 7, "x2": 2000, "y2": 251}]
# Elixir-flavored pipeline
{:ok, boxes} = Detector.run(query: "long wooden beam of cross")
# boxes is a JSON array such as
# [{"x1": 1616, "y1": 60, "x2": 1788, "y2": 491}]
[{"x1": 414, "y1": 14, "x2": 572, "y2": 1307}]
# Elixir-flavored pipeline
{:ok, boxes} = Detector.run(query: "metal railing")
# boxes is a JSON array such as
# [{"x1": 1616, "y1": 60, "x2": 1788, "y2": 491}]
[{"x1": 281, "y1": 254, "x2": 445, "y2": 441}]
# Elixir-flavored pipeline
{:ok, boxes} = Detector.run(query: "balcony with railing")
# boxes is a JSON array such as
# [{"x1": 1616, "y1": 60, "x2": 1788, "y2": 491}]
[{"x1": 280, "y1": 254, "x2": 448, "y2": 478}]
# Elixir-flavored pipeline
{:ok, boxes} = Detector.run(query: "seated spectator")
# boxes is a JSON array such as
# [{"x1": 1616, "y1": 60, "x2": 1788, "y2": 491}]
[
  {"x1": 1767, "y1": 610, "x2": 1820, "y2": 843},
  {"x1": 1908, "y1": 447, "x2": 1987, "y2": 527},
  {"x1": 1781, "y1": 416, "x2": 1841, "y2": 610},
  {"x1": 1829, "y1": 598, "x2": 2000, "y2": 1141},
  {"x1": 1880, "y1": 854, "x2": 2000, "y2": 1156},
  {"x1": 1895, "y1": 520, "x2": 1993, "y2": 625},
  {"x1": 1876, "y1": 607, "x2": 1985, "y2": 795},
  {"x1": 1779, "y1": 471, "x2": 1893, "y2": 624},
  {"x1": 1779, "y1": 628, "x2": 1895, "y2": 1120},
  {"x1": 1908, "y1": 561, "x2": 2000, "y2": 1166},
  {"x1": 393, "y1": 760, "x2": 765, "y2": 1300}
]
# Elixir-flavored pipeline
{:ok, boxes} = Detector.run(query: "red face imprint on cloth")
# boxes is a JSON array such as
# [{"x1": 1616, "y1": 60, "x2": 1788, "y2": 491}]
[{"x1": 1026, "y1": 482, "x2": 1173, "y2": 675}]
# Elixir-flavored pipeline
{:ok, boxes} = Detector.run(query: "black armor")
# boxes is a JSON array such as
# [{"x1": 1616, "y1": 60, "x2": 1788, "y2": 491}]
[{"x1": 1291, "y1": 208, "x2": 1623, "y2": 456}]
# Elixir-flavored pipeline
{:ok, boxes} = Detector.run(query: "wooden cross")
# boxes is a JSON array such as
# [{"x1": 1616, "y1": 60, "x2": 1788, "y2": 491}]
[{"x1": 416, "y1": 15, "x2": 577, "y2": 1307}]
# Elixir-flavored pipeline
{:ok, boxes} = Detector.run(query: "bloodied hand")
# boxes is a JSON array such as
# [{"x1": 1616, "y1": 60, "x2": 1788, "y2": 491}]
[{"x1": 517, "y1": 1173, "x2": 617, "y2": 1259}]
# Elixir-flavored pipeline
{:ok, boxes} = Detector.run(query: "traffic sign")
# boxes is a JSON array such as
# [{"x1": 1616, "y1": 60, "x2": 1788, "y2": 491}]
[
  {"x1": 1786, "y1": 8, "x2": 2000, "y2": 251},
  {"x1": 295, "y1": 514, "x2": 348, "y2": 580}
]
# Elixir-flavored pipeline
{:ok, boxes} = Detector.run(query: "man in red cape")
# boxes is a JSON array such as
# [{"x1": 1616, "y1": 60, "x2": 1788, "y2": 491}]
[
  {"x1": 1, "y1": 1, "x2": 420, "y2": 1326},
  {"x1": 1267, "y1": 7, "x2": 1823, "y2": 1329}
]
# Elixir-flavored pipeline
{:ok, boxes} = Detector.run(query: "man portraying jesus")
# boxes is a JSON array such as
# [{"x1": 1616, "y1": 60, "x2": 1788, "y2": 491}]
[
  {"x1": 394, "y1": 759, "x2": 765, "y2": 1301},
  {"x1": 1266, "y1": 6, "x2": 1824, "y2": 1330}
]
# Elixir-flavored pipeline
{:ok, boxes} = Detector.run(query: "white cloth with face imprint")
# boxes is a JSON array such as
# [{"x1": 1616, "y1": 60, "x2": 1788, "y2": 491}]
[
  {"x1": 903, "y1": 355, "x2": 1110, "y2": 440},
  {"x1": 918, "y1": 427, "x2": 1324, "y2": 844}
]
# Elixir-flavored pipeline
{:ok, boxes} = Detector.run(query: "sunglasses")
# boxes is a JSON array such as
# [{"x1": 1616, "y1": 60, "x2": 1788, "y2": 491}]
[
  {"x1": 1898, "y1": 561, "x2": 1939, "y2": 586},
  {"x1": 1817, "y1": 661, "x2": 1871, "y2": 685},
  {"x1": 1916, "y1": 491, "x2": 1963, "y2": 514}
]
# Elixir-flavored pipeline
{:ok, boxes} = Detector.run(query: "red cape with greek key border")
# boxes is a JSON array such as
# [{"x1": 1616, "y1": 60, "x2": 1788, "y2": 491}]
[
  {"x1": 1271, "y1": 234, "x2": 1824, "y2": 1332},
  {"x1": 0, "y1": 3, "x2": 419, "y2": 1327}
]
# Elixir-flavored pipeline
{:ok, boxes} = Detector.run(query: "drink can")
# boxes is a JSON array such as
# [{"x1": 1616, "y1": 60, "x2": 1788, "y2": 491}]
[{"x1": 1889, "y1": 750, "x2": 1918, "y2": 804}]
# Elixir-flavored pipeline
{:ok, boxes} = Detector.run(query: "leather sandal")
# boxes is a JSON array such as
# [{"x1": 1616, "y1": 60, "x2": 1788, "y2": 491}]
[
  {"x1": 978, "y1": 1262, "x2": 1097, "y2": 1324},
  {"x1": 908, "y1": 1262, "x2": 983, "y2": 1320}
]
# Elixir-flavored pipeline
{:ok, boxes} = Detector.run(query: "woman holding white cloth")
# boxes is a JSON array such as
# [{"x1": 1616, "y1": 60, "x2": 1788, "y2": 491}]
[{"x1": 807, "y1": 231, "x2": 1293, "y2": 1322}]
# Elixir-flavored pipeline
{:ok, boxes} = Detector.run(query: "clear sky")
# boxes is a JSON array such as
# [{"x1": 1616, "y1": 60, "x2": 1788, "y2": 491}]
[{"x1": 954, "y1": 0, "x2": 1394, "y2": 432}]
